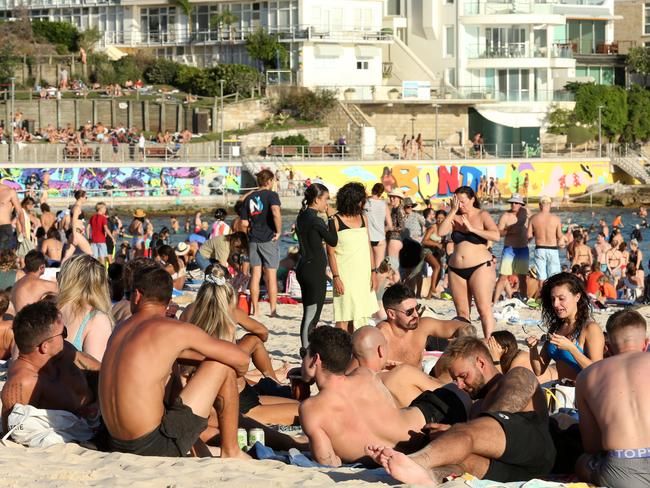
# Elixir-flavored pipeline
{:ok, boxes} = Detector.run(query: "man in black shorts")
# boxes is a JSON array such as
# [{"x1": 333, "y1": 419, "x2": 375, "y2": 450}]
[{"x1": 367, "y1": 337, "x2": 555, "y2": 484}]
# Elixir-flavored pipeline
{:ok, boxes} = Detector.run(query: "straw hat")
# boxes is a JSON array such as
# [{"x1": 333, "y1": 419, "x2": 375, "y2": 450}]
[
  {"x1": 387, "y1": 188, "x2": 405, "y2": 199},
  {"x1": 133, "y1": 208, "x2": 146, "y2": 218},
  {"x1": 403, "y1": 197, "x2": 420, "y2": 210},
  {"x1": 175, "y1": 242, "x2": 190, "y2": 256}
]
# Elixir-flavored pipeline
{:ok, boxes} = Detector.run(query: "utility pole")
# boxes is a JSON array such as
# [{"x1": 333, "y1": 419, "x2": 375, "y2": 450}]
[
  {"x1": 433, "y1": 104, "x2": 439, "y2": 160},
  {"x1": 597, "y1": 105, "x2": 603, "y2": 158},
  {"x1": 9, "y1": 77, "x2": 15, "y2": 165},
  {"x1": 220, "y1": 79, "x2": 225, "y2": 159}
]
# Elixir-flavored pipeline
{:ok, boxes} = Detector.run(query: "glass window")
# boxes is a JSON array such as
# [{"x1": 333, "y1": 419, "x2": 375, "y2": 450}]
[
  {"x1": 356, "y1": 60, "x2": 369, "y2": 70},
  {"x1": 646, "y1": 3, "x2": 650, "y2": 35},
  {"x1": 387, "y1": 0, "x2": 401, "y2": 16},
  {"x1": 445, "y1": 25, "x2": 455, "y2": 57},
  {"x1": 445, "y1": 67, "x2": 456, "y2": 87}
]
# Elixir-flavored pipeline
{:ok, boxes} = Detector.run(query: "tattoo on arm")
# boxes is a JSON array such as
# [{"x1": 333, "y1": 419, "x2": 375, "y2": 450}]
[{"x1": 485, "y1": 367, "x2": 538, "y2": 413}]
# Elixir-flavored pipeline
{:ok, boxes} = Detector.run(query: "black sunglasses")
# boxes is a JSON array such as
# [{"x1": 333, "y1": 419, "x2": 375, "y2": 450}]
[
  {"x1": 37, "y1": 326, "x2": 67, "y2": 347},
  {"x1": 387, "y1": 306, "x2": 417, "y2": 317}
]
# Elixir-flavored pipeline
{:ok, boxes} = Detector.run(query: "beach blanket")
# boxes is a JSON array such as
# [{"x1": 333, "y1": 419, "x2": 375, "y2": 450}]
[{"x1": 3, "y1": 404, "x2": 99, "y2": 448}]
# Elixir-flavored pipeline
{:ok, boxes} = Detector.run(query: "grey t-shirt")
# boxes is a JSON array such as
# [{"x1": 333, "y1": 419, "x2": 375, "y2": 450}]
[
  {"x1": 403, "y1": 212, "x2": 426, "y2": 241},
  {"x1": 365, "y1": 198, "x2": 387, "y2": 242}
]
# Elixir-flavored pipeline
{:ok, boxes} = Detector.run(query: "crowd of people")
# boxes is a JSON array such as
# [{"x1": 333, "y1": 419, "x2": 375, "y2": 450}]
[{"x1": 0, "y1": 171, "x2": 647, "y2": 487}]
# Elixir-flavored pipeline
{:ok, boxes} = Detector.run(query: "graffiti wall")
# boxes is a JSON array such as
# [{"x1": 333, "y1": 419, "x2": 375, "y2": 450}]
[
  {"x1": 0, "y1": 165, "x2": 241, "y2": 196},
  {"x1": 289, "y1": 160, "x2": 613, "y2": 201}
]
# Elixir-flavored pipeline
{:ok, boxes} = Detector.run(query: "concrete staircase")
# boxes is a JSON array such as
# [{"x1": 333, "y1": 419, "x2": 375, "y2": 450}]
[
  {"x1": 382, "y1": 36, "x2": 439, "y2": 86},
  {"x1": 611, "y1": 151, "x2": 650, "y2": 184}
]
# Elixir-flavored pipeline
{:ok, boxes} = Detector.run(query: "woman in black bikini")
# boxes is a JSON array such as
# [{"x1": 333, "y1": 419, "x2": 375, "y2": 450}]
[{"x1": 436, "y1": 186, "x2": 499, "y2": 337}]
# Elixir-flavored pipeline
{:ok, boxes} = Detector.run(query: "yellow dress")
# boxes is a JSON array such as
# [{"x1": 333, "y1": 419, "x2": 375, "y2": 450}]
[{"x1": 332, "y1": 215, "x2": 378, "y2": 325}]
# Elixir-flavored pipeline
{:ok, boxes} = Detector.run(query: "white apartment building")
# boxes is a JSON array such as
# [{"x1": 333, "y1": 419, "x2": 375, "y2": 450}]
[
  {"x1": 382, "y1": 0, "x2": 621, "y2": 149},
  {"x1": 0, "y1": 0, "x2": 390, "y2": 92}
]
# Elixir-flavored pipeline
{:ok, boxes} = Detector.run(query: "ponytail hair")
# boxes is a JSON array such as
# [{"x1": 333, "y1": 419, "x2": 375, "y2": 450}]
[{"x1": 301, "y1": 183, "x2": 329, "y2": 211}]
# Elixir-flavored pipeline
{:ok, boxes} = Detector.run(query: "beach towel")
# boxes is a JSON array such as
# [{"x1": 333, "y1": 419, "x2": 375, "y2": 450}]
[{"x1": 4, "y1": 404, "x2": 98, "y2": 448}]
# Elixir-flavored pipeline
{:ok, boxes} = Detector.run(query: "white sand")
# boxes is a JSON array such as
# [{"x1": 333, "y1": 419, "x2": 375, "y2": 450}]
[{"x1": 0, "y1": 296, "x2": 643, "y2": 487}]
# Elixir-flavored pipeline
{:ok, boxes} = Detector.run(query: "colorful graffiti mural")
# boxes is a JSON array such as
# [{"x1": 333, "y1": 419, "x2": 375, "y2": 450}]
[
  {"x1": 0, "y1": 166, "x2": 241, "y2": 196},
  {"x1": 289, "y1": 161, "x2": 613, "y2": 201}
]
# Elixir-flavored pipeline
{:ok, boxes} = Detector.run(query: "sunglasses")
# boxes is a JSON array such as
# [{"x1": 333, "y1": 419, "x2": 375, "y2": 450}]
[
  {"x1": 36, "y1": 326, "x2": 67, "y2": 347},
  {"x1": 387, "y1": 306, "x2": 418, "y2": 317}
]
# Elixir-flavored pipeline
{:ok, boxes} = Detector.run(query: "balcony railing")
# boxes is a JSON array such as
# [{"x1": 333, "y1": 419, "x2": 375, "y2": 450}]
[
  {"x1": 100, "y1": 24, "x2": 392, "y2": 47},
  {"x1": 467, "y1": 42, "x2": 574, "y2": 59},
  {"x1": 464, "y1": 0, "x2": 606, "y2": 16}
]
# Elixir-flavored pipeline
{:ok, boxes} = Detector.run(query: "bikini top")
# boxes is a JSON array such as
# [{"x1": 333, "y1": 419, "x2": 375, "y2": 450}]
[
  {"x1": 71, "y1": 309, "x2": 98, "y2": 351},
  {"x1": 335, "y1": 214, "x2": 365, "y2": 231},
  {"x1": 547, "y1": 339, "x2": 584, "y2": 372},
  {"x1": 450, "y1": 230, "x2": 488, "y2": 246}
]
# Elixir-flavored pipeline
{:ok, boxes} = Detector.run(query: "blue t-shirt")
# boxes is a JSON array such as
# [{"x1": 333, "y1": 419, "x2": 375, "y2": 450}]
[{"x1": 241, "y1": 189, "x2": 281, "y2": 243}]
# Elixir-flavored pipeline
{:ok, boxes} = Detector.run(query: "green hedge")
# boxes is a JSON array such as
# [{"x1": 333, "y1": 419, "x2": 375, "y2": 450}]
[{"x1": 271, "y1": 134, "x2": 309, "y2": 146}]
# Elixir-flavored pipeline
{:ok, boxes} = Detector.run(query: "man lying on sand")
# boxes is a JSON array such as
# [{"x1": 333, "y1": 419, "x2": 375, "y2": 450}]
[
  {"x1": 99, "y1": 266, "x2": 250, "y2": 458},
  {"x1": 376, "y1": 284, "x2": 473, "y2": 367},
  {"x1": 367, "y1": 337, "x2": 555, "y2": 484},
  {"x1": 576, "y1": 309, "x2": 650, "y2": 488},
  {"x1": 1, "y1": 300, "x2": 100, "y2": 432}
]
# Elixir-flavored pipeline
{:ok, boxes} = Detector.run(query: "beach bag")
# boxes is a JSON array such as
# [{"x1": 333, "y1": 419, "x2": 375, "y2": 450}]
[
  {"x1": 286, "y1": 270, "x2": 302, "y2": 299},
  {"x1": 545, "y1": 382, "x2": 576, "y2": 414},
  {"x1": 3, "y1": 404, "x2": 96, "y2": 448}
]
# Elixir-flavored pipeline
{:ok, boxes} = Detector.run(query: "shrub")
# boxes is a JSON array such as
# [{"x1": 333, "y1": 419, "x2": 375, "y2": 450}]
[
  {"x1": 175, "y1": 65, "x2": 219, "y2": 96},
  {"x1": 574, "y1": 83, "x2": 627, "y2": 140},
  {"x1": 623, "y1": 85, "x2": 650, "y2": 142},
  {"x1": 566, "y1": 126, "x2": 594, "y2": 146},
  {"x1": 271, "y1": 134, "x2": 309, "y2": 146},
  {"x1": 32, "y1": 20, "x2": 80, "y2": 53},
  {"x1": 112, "y1": 55, "x2": 147, "y2": 85},
  {"x1": 145, "y1": 58, "x2": 180, "y2": 85},
  {"x1": 87, "y1": 52, "x2": 115, "y2": 84},
  {"x1": 245, "y1": 28, "x2": 288, "y2": 70},
  {"x1": 209, "y1": 64, "x2": 262, "y2": 98},
  {"x1": 0, "y1": 43, "x2": 19, "y2": 84},
  {"x1": 273, "y1": 88, "x2": 337, "y2": 122}
]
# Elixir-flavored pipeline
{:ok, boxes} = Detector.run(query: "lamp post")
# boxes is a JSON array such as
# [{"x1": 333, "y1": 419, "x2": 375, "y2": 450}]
[
  {"x1": 597, "y1": 105, "x2": 603, "y2": 158},
  {"x1": 220, "y1": 79, "x2": 225, "y2": 159},
  {"x1": 433, "y1": 103, "x2": 439, "y2": 160},
  {"x1": 9, "y1": 77, "x2": 14, "y2": 165},
  {"x1": 410, "y1": 114, "x2": 416, "y2": 138}
]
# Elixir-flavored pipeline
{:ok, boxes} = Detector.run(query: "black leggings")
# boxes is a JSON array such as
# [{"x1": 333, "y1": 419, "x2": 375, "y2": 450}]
[{"x1": 296, "y1": 260, "x2": 327, "y2": 347}]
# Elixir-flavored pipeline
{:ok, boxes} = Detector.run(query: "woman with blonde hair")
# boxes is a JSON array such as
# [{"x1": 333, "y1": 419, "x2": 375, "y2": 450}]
[
  {"x1": 182, "y1": 265, "x2": 298, "y2": 425},
  {"x1": 57, "y1": 254, "x2": 113, "y2": 361}
]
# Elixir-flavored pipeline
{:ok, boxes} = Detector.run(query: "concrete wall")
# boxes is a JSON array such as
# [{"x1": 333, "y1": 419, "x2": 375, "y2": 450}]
[
  {"x1": 324, "y1": 101, "x2": 364, "y2": 149},
  {"x1": 239, "y1": 127, "x2": 331, "y2": 156},
  {"x1": 355, "y1": 102, "x2": 468, "y2": 148},
  {"x1": 614, "y1": 0, "x2": 650, "y2": 54},
  {"x1": 0, "y1": 97, "x2": 269, "y2": 133}
]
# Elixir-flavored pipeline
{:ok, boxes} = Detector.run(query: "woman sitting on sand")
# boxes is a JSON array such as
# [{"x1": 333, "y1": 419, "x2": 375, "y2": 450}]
[
  {"x1": 40, "y1": 227, "x2": 63, "y2": 267},
  {"x1": 181, "y1": 265, "x2": 298, "y2": 426},
  {"x1": 526, "y1": 272, "x2": 604, "y2": 382},
  {"x1": 57, "y1": 255, "x2": 114, "y2": 361},
  {"x1": 488, "y1": 330, "x2": 557, "y2": 384},
  {"x1": 155, "y1": 244, "x2": 186, "y2": 291},
  {"x1": 436, "y1": 186, "x2": 499, "y2": 338}
]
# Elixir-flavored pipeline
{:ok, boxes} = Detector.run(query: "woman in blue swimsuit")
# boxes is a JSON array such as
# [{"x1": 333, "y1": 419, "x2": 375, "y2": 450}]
[{"x1": 526, "y1": 272, "x2": 604, "y2": 381}]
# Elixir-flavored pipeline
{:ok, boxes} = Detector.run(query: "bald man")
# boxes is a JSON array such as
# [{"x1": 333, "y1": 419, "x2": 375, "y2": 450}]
[{"x1": 352, "y1": 326, "x2": 446, "y2": 408}]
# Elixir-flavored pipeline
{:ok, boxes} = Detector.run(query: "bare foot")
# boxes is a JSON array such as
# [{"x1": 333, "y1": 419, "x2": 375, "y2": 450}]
[
  {"x1": 220, "y1": 447, "x2": 252, "y2": 460},
  {"x1": 365, "y1": 446, "x2": 436, "y2": 485}
]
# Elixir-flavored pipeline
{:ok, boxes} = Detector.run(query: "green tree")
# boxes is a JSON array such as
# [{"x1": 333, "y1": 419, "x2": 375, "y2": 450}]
[
  {"x1": 210, "y1": 10, "x2": 238, "y2": 40},
  {"x1": 78, "y1": 27, "x2": 101, "y2": 53},
  {"x1": 546, "y1": 104, "x2": 576, "y2": 135},
  {"x1": 31, "y1": 20, "x2": 80, "y2": 53},
  {"x1": 574, "y1": 83, "x2": 628, "y2": 140},
  {"x1": 0, "y1": 42, "x2": 19, "y2": 84},
  {"x1": 626, "y1": 46, "x2": 650, "y2": 85},
  {"x1": 623, "y1": 84, "x2": 650, "y2": 142},
  {"x1": 245, "y1": 28, "x2": 288, "y2": 71},
  {"x1": 169, "y1": 0, "x2": 194, "y2": 56}
]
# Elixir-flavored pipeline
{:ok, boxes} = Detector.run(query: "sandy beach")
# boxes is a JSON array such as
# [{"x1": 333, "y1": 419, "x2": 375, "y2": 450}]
[{"x1": 0, "y1": 295, "x2": 638, "y2": 487}]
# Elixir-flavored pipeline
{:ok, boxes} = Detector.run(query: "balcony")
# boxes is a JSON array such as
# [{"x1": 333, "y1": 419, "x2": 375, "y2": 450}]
[
  {"x1": 467, "y1": 42, "x2": 574, "y2": 59},
  {"x1": 100, "y1": 25, "x2": 393, "y2": 48}
]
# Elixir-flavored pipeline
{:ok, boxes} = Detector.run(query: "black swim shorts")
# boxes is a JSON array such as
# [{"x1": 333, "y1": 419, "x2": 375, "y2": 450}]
[
  {"x1": 410, "y1": 387, "x2": 469, "y2": 425},
  {"x1": 481, "y1": 411, "x2": 556, "y2": 482},
  {"x1": 108, "y1": 397, "x2": 208, "y2": 457},
  {"x1": 240, "y1": 382, "x2": 261, "y2": 414},
  {"x1": 0, "y1": 224, "x2": 14, "y2": 251}
]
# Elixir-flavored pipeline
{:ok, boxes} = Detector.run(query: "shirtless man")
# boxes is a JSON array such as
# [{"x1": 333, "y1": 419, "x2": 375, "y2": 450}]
[
  {"x1": 493, "y1": 194, "x2": 529, "y2": 302},
  {"x1": 575, "y1": 309, "x2": 650, "y2": 488},
  {"x1": 41, "y1": 227, "x2": 63, "y2": 266},
  {"x1": 99, "y1": 266, "x2": 250, "y2": 458},
  {"x1": 0, "y1": 181, "x2": 24, "y2": 250},
  {"x1": 367, "y1": 337, "x2": 555, "y2": 485},
  {"x1": 352, "y1": 326, "x2": 445, "y2": 408},
  {"x1": 1, "y1": 300, "x2": 100, "y2": 433},
  {"x1": 528, "y1": 196, "x2": 563, "y2": 286},
  {"x1": 376, "y1": 284, "x2": 472, "y2": 368},
  {"x1": 10, "y1": 250, "x2": 58, "y2": 313},
  {"x1": 299, "y1": 326, "x2": 426, "y2": 466},
  {"x1": 593, "y1": 232, "x2": 611, "y2": 273}
]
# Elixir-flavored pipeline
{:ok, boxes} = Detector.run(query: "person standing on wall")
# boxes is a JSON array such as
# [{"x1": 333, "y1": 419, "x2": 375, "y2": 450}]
[{"x1": 240, "y1": 169, "x2": 282, "y2": 317}]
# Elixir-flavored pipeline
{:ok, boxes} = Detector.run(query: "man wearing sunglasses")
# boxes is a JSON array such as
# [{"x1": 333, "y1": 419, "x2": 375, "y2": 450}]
[
  {"x1": 2, "y1": 300, "x2": 100, "y2": 433},
  {"x1": 377, "y1": 284, "x2": 474, "y2": 368}
]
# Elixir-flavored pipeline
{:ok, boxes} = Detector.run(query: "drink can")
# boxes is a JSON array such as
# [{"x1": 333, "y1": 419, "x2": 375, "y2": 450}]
[
  {"x1": 237, "y1": 428, "x2": 248, "y2": 450},
  {"x1": 248, "y1": 428, "x2": 265, "y2": 446}
]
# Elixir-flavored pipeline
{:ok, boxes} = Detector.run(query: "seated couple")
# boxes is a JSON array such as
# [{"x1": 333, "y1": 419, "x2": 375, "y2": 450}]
[{"x1": 300, "y1": 326, "x2": 555, "y2": 484}]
